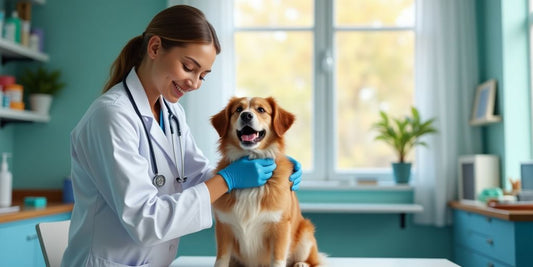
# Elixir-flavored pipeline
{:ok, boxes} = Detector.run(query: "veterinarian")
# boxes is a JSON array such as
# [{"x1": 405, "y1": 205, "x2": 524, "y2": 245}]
[{"x1": 62, "y1": 5, "x2": 302, "y2": 267}]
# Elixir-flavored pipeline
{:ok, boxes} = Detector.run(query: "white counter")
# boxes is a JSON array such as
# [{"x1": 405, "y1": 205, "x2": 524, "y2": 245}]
[{"x1": 171, "y1": 256, "x2": 459, "y2": 267}]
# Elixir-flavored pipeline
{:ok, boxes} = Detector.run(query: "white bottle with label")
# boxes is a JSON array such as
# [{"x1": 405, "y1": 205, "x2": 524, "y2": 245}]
[{"x1": 0, "y1": 153, "x2": 12, "y2": 207}]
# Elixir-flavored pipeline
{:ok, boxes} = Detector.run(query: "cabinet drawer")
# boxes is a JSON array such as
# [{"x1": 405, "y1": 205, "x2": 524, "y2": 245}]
[
  {"x1": 454, "y1": 210, "x2": 515, "y2": 265},
  {"x1": 455, "y1": 245, "x2": 513, "y2": 267},
  {"x1": 0, "y1": 213, "x2": 70, "y2": 266}
]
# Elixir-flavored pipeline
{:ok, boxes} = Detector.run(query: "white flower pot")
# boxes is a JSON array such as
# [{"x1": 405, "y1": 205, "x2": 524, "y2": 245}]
[{"x1": 29, "y1": 93, "x2": 53, "y2": 115}]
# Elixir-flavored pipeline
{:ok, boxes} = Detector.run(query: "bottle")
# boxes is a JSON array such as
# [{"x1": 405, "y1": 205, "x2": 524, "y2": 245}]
[
  {"x1": 5, "y1": 84, "x2": 24, "y2": 110},
  {"x1": 4, "y1": 11, "x2": 20, "y2": 43},
  {"x1": 0, "y1": 10, "x2": 5, "y2": 38},
  {"x1": 21, "y1": 20, "x2": 30, "y2": 46},
  {"x1": 0, "y1": 153, "x2": 13, "y2": 207}
]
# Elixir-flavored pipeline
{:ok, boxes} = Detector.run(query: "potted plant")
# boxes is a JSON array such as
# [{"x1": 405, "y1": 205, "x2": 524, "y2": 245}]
[
  {"x1": 372, "y1": 107, "x2": 437, "y2": 183},
  {"x1": 19, "y1": 66, "x2": 66, "y2": 115}
]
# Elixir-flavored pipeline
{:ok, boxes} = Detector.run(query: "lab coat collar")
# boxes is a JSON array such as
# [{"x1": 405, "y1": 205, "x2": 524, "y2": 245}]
[{"x1": 124, "y1": 68, "x2": 177, "y2": 169}]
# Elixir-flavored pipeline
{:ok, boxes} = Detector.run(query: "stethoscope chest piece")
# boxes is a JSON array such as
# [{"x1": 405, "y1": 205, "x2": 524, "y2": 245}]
[
  {"x1": 153, "y1": 174, "x2": 166, "y2": 187},
  {"x1": 123, "y1": 76, "x2": 187, "y2": 188}
]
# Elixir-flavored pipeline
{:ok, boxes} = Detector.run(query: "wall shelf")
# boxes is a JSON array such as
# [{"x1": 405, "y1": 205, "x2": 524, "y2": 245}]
[
  {"x1": 0, "y1": 109, "x2": 50, "y2": 127},
  {"x1": 469, "y1": 115, "x2": 502, "y2": 126},
  {"x1": 300, "y1": 203, "x2": 423, "y2": 229},
  {"x1": 0, "y1": 38, "x2": 49, "y2": 63}
]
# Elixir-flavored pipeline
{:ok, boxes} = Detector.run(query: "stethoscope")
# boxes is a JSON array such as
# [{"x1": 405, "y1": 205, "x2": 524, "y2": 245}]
[{"x1": 123, "y1": 78, "x2": 187, "y2": 188}]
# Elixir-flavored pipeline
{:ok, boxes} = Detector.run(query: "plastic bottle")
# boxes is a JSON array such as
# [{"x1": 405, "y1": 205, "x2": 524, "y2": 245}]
[
  {"x1": 21, "y1": 20, "x2": 30, "y2": 46},
  {"x1": 5, "y1": 84, "x2": 24, "y2": 110},
  {"x1": 4, "y1": 11, "x2": 20, "y2": 43},
  {"x1": 0, "y1": 153, "x2": 13, "y2": 207},
  {"x1": 0, "y1": 10, "x2": 5, "y2": 38}
]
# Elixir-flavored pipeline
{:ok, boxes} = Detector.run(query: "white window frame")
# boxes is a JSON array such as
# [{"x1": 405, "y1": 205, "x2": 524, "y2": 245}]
[{"x1": 233, "y1": 0, "x2": 416, "y2": 182}]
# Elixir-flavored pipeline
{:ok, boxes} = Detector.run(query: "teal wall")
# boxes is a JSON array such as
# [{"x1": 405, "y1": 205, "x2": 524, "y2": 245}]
[
  {"x1": 179, "y1": 213, "x2": 452, "y2": 258},
  {"x1": 178, "y1": 190, "x2": 452, "y2": 259},
  {"x1": 477, "y1": 0, "x2": 532, "y2": 189}
]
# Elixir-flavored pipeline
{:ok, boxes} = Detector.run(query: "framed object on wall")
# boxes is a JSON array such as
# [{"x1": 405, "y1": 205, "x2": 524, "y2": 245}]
[{"x1": 469, "y1": 79, "x2": 501, "y2": 126}]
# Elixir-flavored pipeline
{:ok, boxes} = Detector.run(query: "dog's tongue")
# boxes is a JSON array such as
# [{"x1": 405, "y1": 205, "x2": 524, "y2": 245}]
[{"x1": 241, "y1": 133, "x2": 258, "y2": 142}]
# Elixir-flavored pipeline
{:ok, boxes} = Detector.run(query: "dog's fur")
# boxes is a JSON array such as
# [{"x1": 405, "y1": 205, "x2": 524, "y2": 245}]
[{"x1": 210, "y1": 97, "x2": 325, "y2": 267}]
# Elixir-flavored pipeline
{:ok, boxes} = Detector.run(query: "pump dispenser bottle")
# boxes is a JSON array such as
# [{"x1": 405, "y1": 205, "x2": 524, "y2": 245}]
[{"x1": 0, "y1": 153, "x2": 12, "y2": 207}]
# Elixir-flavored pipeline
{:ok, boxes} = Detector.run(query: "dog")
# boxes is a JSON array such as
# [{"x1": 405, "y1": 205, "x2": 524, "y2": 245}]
[{"x1": 210, "y1": 97, "x2": 325, "y2": 267}]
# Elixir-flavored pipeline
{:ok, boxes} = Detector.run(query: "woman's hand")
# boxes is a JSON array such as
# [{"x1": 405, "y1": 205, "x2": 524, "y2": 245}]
[
  {"x1": 218, "y1": 157, "x2": 276, "y2": 192},
  {"x1": 287, "y1": 156, "x2": 302, "y2": 191}
]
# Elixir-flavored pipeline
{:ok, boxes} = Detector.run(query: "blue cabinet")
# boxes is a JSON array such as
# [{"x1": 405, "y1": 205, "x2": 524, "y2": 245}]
[
  {"x1": 0, "y1": 213, "x2": 70, "y2": 267},
  {"x1": 453, "y1": 209, "x2": 533, "y2": 267}
]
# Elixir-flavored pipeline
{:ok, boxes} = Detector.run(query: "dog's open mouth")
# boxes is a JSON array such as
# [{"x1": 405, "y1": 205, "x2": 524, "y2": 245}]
[{"x1": 237, "y1": 126, "x2": 266, "y2": 145}]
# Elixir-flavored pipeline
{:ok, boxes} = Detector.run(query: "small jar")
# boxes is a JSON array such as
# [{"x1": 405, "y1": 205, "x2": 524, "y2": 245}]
[{"x1": 5, "y1": 84, "x2": 23, "y2": 110}]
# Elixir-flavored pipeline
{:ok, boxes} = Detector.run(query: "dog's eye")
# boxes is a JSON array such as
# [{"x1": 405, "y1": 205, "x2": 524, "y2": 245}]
[
  {"x1": 257, "y1": 107, "x2": 265, "y2": 113},
  {"x1": 236, "y1": 107, "x2": 243, "y2": 113}
]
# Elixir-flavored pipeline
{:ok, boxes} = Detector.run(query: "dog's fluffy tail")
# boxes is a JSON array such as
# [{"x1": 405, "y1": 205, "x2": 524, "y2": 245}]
[{"x1": 315, "y1": 252, "x2": 328, "y2": 267}]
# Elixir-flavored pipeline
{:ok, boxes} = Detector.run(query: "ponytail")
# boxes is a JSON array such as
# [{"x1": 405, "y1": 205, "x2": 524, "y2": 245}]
[{"x1": 102, "y1": 35, "x2": 145, "y2": 93}]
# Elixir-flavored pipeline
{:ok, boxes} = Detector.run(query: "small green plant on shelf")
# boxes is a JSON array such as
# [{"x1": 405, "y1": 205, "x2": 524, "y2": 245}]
[{"x1": 19, "y1": 66, "x2": 66, "y2": 96}]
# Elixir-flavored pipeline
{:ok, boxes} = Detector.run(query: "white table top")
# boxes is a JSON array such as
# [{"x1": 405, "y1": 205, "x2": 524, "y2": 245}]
[{"x1": 171, "y1": 256, "x2": 460, "y2": 267}]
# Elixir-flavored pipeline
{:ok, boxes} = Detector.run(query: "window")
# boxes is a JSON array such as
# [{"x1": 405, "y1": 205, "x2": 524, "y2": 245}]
[{"x1": 233, "y1": 0, "x2": 416, "y2": 181}]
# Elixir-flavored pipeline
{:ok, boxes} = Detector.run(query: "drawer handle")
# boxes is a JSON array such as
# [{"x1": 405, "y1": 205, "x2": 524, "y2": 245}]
[
  {"x1": 486, "y1": 239, "x2": 494, "y2": 245},
  {"x1": 487, "y1": 263, "x2": 494, "y2": 267},
  {"x1": 26, "y1": 234, "x2": 38, "y2": 241},
  {"x1": 486, "y1": 217, "x2": 492, "y2": 222}
]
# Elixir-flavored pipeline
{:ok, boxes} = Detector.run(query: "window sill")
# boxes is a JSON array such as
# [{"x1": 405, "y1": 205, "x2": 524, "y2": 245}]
[
  {"x1": 299, "y1": 180, "x2": 413, "y2": 191},
  {"x1": 299, "y1": 203, "x2": 423, "y2": 214}
]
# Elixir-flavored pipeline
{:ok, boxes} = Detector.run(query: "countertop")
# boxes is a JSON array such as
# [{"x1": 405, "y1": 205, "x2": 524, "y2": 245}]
[
  {"x1": 0, "y1": 189, "x2": 73, "y2": 224},
  {"x1": 449, "y1": 200, "x2": 533, "y2": 221}
]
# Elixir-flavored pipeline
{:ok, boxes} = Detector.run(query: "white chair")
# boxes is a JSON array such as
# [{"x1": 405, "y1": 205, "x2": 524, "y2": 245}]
[{"x1": 36, "y1": 220, "x2": 70, "y2": 267}]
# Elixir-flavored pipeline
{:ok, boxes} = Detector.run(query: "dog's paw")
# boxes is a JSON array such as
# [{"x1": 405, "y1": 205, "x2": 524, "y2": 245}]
[{"x1": 293, "y1": 262, "x2": 310, "y2": 267}]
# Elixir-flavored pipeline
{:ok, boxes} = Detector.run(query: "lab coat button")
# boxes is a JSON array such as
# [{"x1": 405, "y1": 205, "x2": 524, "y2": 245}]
[{"x1": 169, "y1": 245, "x2": 175, "y2": 251}]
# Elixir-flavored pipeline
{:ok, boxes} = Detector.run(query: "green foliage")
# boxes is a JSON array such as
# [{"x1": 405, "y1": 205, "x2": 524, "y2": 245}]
[
  {"x1": 19, "y1": 67, "x2": 66, "y2": 95},
  {"x1": 372, "y1": 107, "x2": 437, "y2": 163}
]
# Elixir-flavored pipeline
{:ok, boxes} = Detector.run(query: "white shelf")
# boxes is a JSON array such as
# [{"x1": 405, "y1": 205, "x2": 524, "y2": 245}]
[
  {"x1": 469, "y1": 115, "x2": 502, "y2": 126},
  {"x1": 299, "y1": 203, "x2": 423, "y2": 214},
  {"x1": 0, "y1": 38, "x2": 49, "y2": 62},
  {"x1": 300, "y1": 180, "x2": 414, "y2": 191},
  {"x1": 0, "y1": 108, "x2": 50, "y2": 126}
]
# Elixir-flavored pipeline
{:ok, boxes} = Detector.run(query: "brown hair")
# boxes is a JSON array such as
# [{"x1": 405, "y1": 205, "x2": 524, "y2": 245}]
[{"x1": 102, "y1": 5, "x2": 221, "y2": 92}]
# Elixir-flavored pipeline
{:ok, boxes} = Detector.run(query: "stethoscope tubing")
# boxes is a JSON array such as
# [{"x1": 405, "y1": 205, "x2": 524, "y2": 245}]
[{"x1": 122, "y1": 78, "x2": 186, "y2": 186}]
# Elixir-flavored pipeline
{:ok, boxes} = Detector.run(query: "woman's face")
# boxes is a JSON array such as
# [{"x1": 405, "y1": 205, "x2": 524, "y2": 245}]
[{"x1": 151, "y1": 39, "x2": 217, "y2": 103}]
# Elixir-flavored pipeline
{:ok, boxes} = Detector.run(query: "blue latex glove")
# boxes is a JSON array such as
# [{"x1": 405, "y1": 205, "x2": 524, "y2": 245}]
[
  {"x1": 218, "y1": 157, "x2": 276, "y2": 192},
  {"x1": 288, "y1": 156, "x2": 302, "y2": 191}
]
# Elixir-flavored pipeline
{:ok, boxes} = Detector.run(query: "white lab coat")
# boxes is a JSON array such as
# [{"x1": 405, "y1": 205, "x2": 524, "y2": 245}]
[{"x1": 61, "y1": 68, "x2": 214, "y2": 267}]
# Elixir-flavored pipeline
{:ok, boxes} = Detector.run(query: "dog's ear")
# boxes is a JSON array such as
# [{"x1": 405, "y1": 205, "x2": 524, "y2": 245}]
[
  {"x1": 211, "y1": 108, "x2": 228, "y2": 138},
  {"x1": 267, "y1": 97, "x2": 295, "y2": 137},
  {"x1": 211, "y1": 98, "x2": 235, "y2": 138}
]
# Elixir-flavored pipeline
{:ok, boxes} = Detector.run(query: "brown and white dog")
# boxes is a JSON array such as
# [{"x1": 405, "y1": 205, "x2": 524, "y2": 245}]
[{"x1": 210, "y1": 97, "x2": 325, "y2": 267}]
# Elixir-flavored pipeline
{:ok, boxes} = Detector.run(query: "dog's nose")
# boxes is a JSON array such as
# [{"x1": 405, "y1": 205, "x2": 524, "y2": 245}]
[{"x1": 240, "y1": 112, "x2": 253, "y2": 123}]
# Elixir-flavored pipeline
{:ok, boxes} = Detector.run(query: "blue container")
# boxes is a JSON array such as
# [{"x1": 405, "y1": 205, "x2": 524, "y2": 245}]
[
  {"x1": 392, "y1": 162, "x2": 412, "y2": 184},
  {"x1": 62, "y1": 178, "x2": 74, "y2": 203}
]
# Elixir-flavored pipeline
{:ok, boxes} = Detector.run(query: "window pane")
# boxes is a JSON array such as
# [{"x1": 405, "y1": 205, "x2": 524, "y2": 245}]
[
  {"x1": 335, "y1": 31, "x2": 414, "y2": 169},
  {"x1": 335, "y1": 0, "x2": 415, "y2": 27},
  {"x1": 234, "y1": 0, "x2": 313, "y2": 27},
  {"x1": 234, "y1": 32, "x2": 314, "y2": 170}
]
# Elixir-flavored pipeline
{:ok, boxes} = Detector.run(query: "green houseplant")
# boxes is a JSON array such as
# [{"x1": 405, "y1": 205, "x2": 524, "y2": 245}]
[
  {"x1": 19, "y1": 67, "x2": 66, "y2": 115},
  {"x1": 372, "y1": 107, "x2": 437, "y2": 183}
]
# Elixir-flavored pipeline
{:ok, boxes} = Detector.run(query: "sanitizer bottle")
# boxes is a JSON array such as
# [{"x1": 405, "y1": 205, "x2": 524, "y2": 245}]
[{"x1": 0, "y1": 153, "x2": 12, "y2": 207}]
